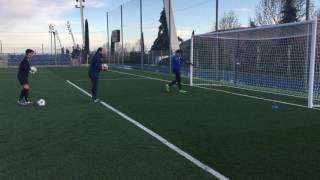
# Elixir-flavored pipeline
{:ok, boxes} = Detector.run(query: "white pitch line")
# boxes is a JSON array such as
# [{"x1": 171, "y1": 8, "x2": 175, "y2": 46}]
[
  {"x1": 71, "y1": 77, "x2": 148, "y2": 82},
  {"x1": 110, "y1": 70, "x2": 170, "y2": 83},
  {"x1": 66, "y1": 80, "x2": 229, "y2": 180},
  {"x1": 110, "y1": 69, "x2": 319, "y2": 111}
]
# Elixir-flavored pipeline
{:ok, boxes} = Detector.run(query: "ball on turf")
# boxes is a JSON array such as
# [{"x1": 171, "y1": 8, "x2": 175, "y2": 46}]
[
  {"x1": 37, "y1": 99, "x2": 46, "y2": 107},
  {"x1": 102, "y1": 64, "x2": 109, "y2": 71},
  {"x1": 30, "y1": 66, "x2": 38, "y2": 74}
]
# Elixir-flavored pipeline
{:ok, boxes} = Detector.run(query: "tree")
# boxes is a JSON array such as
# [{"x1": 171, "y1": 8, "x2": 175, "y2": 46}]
[
  {"x1": 84, "y1": 19, "x2": 90, "y2": 54},
  {"x1": 255, "y1": 0, "x2": 315, "y2": 25},
  {"x1": 151, "y1": 9, "x2": 169, "y2": 51},
  {"x1": 219, "y1": 11, "x2": 241, "y2": 31},
  {"x1": 178, "y1": 37, "x2": 184, "y2": 42},
  {"x1": 255, "y1": 0, "x2": 282, "y2": 25},
  {"x1": 249, "y1": 18, "x2": 257, "y2": 27},
  {"x1": 280, "y1": 0, "x2": 298, "y2": 24}
]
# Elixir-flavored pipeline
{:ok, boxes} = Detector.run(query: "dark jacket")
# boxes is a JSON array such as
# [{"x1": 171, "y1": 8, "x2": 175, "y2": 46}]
[
  {"x1": 17, "y1": 56, "x2": 30, "y2": 79},
  {"x1": 89, "y1": 53, "x2": 102, "y2": 78}
]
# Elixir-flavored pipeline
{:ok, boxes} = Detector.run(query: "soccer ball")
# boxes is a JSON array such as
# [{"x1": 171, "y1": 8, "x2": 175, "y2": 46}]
[
  {"x1": 102, "y1": 64, "x2": 109, "y2": 71},
  {"x1": 30, "y1": 66, "x2": 37, "y2": 74},
  {"x1": 37, "y1": 99, "x2": 46, "y2": 107}
]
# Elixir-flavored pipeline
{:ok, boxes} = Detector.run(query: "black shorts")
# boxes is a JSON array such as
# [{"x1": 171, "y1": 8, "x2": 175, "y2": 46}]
[{"x1": 18, "y1": 76, "x2": 29, "y2": 85}]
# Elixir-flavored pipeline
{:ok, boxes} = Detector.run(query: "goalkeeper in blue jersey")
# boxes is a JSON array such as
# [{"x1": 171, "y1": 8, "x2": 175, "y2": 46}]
[{"x1": 166, "y1": 50, "x2": 192, "y2": 93}]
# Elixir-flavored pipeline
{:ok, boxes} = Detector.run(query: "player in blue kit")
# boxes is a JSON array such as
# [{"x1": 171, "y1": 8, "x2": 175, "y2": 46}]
[{"x1": 166, "y1": 50, "x2": 192, "y2": 93}]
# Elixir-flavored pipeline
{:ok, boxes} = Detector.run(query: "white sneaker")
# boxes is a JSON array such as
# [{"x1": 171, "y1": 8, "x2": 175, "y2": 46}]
[
  {"x1": 93, "y1": 99, "x2": 101, "y2": 103},
  {"x1": 166, "y1": 84, "x2": 170, "y2": 92},
  {"x1": 17, "y1": 100, "x2": 27, "y2": 106},
  {"x1": 25, "y1": 101, "x2": 33, "y2": 105},
  {"x1": 179, "y1": 90, "x2": 188, "y2": 94}
]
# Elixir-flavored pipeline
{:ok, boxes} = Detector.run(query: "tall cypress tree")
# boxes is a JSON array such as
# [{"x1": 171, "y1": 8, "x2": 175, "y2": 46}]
[
  {"x1": 280, "y1": 0, "x2": 298, "y2": 24},
  {"x1": 84, "y1": 19, "x2": 90, "y2": 54},
  {"x1": 151, "y1": 9, "x2": 169, "y2": 51}
]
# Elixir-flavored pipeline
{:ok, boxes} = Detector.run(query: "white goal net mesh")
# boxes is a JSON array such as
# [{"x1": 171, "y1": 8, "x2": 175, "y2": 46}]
[{"x1": 191, "y1": 20, "x2": 320, "y2": 107}]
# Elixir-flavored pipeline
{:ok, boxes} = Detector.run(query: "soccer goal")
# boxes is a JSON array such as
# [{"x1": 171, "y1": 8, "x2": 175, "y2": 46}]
[{"x1": 190, "y1": 18, "x2": 319, "y2": 108}]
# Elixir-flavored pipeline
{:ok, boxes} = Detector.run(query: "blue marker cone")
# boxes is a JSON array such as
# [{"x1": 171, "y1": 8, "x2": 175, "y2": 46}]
[{"x1": 272, "y1": 104, "x2": 279, "y2": 109}]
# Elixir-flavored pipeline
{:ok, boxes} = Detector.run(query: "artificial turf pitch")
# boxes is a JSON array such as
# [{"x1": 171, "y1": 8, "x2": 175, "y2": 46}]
[{"x1": 0, "y1": 67, "x2": 320, "y2": 179}]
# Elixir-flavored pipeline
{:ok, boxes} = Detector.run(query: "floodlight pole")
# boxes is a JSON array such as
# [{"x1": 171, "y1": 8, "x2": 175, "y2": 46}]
[
  {"x1": 75, "y1": 0, "x2": 86, "y2": 65},
  {"x1": 140, "y1": 0, "x2": 144, "y2": 69},
  {"x1": 49, "y1": 24, "x2": 54, "y2": 55},
  {"x1": 79, "y1": 0, "x2": 85, "y2": 49},
  {"x1": 67, "y1": 21, "x2": 76, "y2": 48},
  {"x1": 306, "y1": 0, "x2": 310, "y2": 21},
  {"x1": 0, "y1": 40, "x2": 2, "y2": 54},
  {"x1": 169, "y1": 0, "x2": 172, "y2": 72},
  {"x1": 121, "y1": 5, "x2": 124, "y2": 65},
  {"x1": 50, "y1": 33, "x2": 52, "y2": 54},
  {"x1": 53, "y1": 31, "x2": 57, "y2": 65},
  {"x1": 106, "y1": 12, "x2": 110, "y2": 62},
  {"x1": 216, "y1": 0, "x2": 219, "y2": 31}
]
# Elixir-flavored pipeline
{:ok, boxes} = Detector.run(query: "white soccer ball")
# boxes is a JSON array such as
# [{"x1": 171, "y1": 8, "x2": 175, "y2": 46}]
[
  {"x1": 37, "y1": 99, "x2": 46, "y2": 107},
  {"x1": 30, "y1": 66, "x2": 38, "y2": 74},
  {"x1": 102, "y1": 64, "x2": 109, "y2": 71}
]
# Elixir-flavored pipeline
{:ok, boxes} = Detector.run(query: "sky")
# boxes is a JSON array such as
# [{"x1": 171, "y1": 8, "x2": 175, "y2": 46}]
[{"x1": 0, "y1": 0, "x2": 319, "y2": 53}]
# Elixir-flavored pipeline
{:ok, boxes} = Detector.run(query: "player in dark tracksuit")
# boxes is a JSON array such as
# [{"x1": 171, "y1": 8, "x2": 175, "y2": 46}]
[
  {"x1": 89, "y1": 47, "x2": 106, "y2": 103},
  {"x1": 166, "y1": 50, "x2": 191, "y2": 93},
  {"x1": 17, "y1": 49, "x2": 34, "y2": 105}
]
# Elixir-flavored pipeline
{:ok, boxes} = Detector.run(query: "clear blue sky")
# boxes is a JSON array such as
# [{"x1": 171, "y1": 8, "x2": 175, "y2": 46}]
[
  {"x1": 0, "y1": 0, "x2": 319, "y2": 52},
  {"x1": 91, "y1": 0, "x2": 320, "y2": 49}
]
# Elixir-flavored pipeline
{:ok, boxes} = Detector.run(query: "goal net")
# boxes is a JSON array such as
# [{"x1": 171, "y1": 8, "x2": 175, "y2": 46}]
[{"x1": 190, "y1": 19, "x2": 319, "y2": 108}]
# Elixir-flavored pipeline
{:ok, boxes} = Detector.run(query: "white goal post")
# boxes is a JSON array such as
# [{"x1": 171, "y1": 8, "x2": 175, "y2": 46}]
[{"x1": 190, "y1": 18, "x2": 319, "y2": 108}]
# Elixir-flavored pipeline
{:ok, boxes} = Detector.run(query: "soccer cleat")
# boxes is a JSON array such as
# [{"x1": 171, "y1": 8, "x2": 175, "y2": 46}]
[
  {"x1": 25, "y1": 101, "x2": 33, "y2": 105},
  {"x1": 165, "y1": 84, "x2": 170, "y2": 92},
  {"x1": 179, "y1": 90, "x2": 188, "y2": 94},
  {"x1": 93, "y1": 99, "x2": 101, "y2": 103},
  {"x1": 17, "y1": 100, "x2": 27, "y2": 106}
]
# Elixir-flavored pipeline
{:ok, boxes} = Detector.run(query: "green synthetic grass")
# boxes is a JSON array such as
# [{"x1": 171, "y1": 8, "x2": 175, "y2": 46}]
[{"x1": 1, "y1": 67, "x2": 320, "y2": 179}]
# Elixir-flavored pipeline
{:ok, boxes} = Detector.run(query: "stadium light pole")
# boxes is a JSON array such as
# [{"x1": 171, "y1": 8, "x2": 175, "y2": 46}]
[
  {"x1": 49, "y1": 24, "x2": 54, "y2": 55},
  {"x1": 0, "y1": 40, "x2": 2, "y2": 54},
  {"x1": 53, "y1": 31, "x2": 57, "y2": 65},
  {"x1": 106, "y1": 12, "x2": 110, "y2": 62},
  {"x1": 169, "y1": 0, "x2": 172, "y2": 72},
  {"x1": 67, "y1": 21, "x2": 76, "y2": 49},
  {"x1": 216, "y1": 0, "x2": 219, "y2": 31},
  {"x1": 140, "y1": 0, "x2": 144, "y2": 69},
  {"x1": 75, "y1": 0, "x2": 86, "y2": 65},
  {"x1": 121, "y1": 5, "x2": 124, "y2": 65},
  {"x1": 306, "y1": 0, "x2": 310, "y2": 21},
  {"x1": 75, "y1": 0, "x2": 85, "y2": 48}
]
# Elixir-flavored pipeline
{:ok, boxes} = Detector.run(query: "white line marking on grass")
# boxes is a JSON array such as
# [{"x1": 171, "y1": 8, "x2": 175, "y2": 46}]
[
  {"x1": 110, "y1": 70, "x2": 170, "y2": 83},
  {"x1": 110, "y1": 69, "x2": 320, "y2": 111},
  {"x1": 71, "y1": 77, "x2": 148, "y2": 82},
  {"x1": 66, "y1": 80, "x2": 229, "y2": 180}
]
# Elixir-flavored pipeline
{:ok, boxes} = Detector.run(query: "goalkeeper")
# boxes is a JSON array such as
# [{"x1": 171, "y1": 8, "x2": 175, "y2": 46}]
[
  {"x1": 17, "y1": 49, "x2": 34, "y2": 105},
  {"x1": 166, "y1": 50, "x2": 191, "y2": 93}
]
